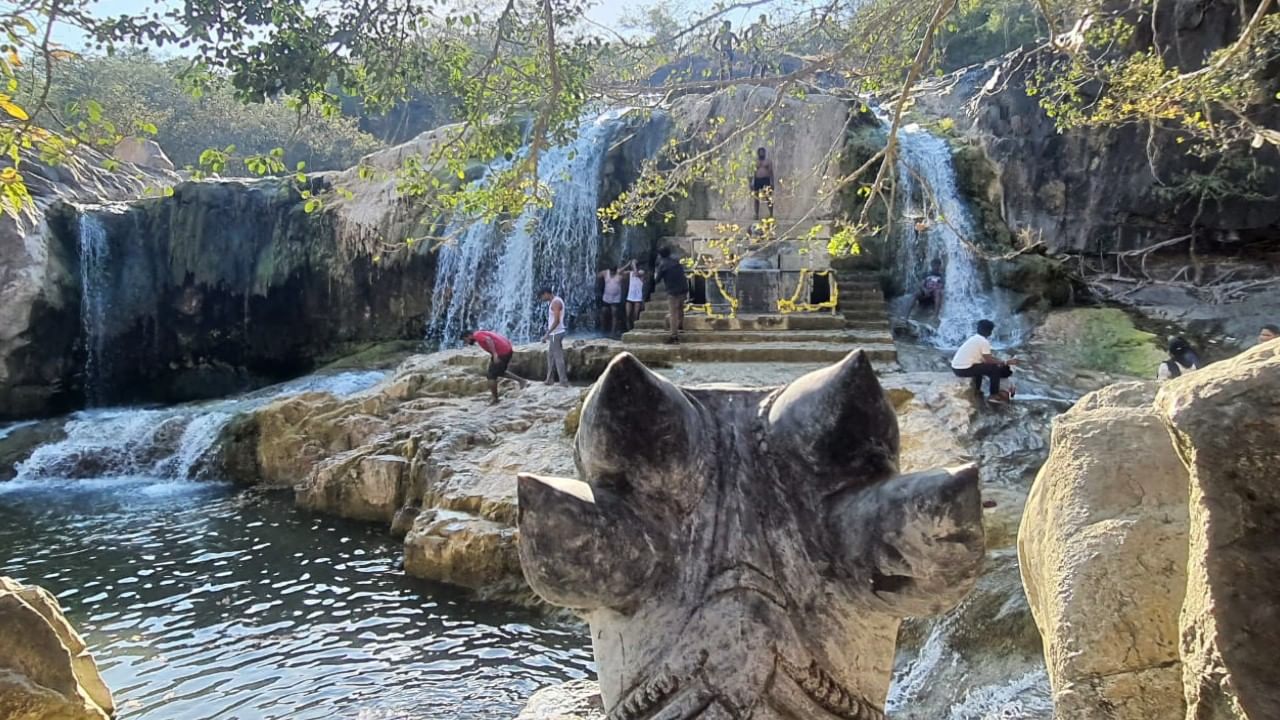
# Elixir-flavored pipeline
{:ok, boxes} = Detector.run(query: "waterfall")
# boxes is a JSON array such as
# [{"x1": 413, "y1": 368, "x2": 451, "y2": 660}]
[
  {"x1": 891, "y1": 124, "x2": 1022, "y2": 347},
  {"x1": 78, "y1": 213, "x2": 112, "y2": 404},
  {"x1": 427, "y1": 111, "x2": 626, "y2": 346},
  {"x1": 10, "y1": 370, "x2": 386, "y2": 485}
]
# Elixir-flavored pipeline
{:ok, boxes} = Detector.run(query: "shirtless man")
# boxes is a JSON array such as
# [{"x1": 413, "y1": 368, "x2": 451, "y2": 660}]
[{"x1": 752, "y1": 147, "x2": 775, "y2": 220}]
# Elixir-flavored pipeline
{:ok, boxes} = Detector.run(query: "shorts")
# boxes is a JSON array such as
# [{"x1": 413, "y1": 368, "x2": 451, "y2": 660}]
[
  {"x1": 752, "y1": 177, "x2": 772, "y2": 193},
  {"x1": 487, "y1": 353, "x2": 512, "y2": 380}
]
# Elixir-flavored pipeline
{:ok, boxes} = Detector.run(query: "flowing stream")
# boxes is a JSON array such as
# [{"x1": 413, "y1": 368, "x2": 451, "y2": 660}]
[
  {"x1": 892, "y1": 123, "x2": 1024, "y2": 348},
  {"x1": 427, "y1": 111, "x2": 627, "y2": 346},
  {"x1": 0, "y1": 371, "x2": 593, "y2": 719}
]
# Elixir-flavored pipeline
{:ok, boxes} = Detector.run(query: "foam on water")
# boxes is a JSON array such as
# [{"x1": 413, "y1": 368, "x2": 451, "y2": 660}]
[{"x1": 10, "y1": 370, "x2": 387, "y2": 485}]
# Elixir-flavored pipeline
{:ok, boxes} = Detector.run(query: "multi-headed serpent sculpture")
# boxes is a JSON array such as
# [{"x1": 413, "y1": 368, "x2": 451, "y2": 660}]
[{"x1": 517, "y1": 351, "x2": 984, "y2": 720}]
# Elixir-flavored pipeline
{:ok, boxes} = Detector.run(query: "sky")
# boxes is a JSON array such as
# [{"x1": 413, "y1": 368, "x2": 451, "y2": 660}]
[{"x1": 52, "y1": 0, "x2": 770, "y2": 52}]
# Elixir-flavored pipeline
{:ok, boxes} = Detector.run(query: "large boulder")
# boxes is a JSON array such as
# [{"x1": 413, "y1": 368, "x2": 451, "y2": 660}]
[
  {"x1": 0, "y1": 577, "x2": 114, "y2": 720},
  {"x1": 403, "y1": 510, "x2": 523, "y2": 595},
  {"x1": 516, "y1": 680, "x2": 605, "y2": 720},
  {"x1": 1157, "y1": 342, "x2": 1280, "y2": 720},
  {"x1": 112, "y1": 137, "x2": 175, "y2": 172},
  {"x1": 1019, "y1": 381, "x2": 1189, "y2": 719}
]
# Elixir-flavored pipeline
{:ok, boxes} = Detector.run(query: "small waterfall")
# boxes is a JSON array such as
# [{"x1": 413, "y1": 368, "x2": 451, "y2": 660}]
[
  {"x1": 10, "y1": 370, "x2": 387, "y2": 485},
  {"x1": 78, "y1": 213, "x2": 112, "y2": 404},
  {"x1": 427, "y1": 112, "x2": 626, "y2": 345},
  {"x1": 891, "y1": 124, "x2": 1021, "y2": 347}
]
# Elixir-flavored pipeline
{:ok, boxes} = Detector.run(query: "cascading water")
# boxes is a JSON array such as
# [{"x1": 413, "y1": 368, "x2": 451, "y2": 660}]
[
  {"x1": 427, "y1": 111, "x2": 627, "y2": 345},
  {"x1": 78, "y1": 213, "x2": 112, "y2": 405},
  {"x1": 11, "y1": 370, "x2": 387, "y2": 485},
  {"x1": 892, "y1": 123, "x2": 1022, "y2": 347}
]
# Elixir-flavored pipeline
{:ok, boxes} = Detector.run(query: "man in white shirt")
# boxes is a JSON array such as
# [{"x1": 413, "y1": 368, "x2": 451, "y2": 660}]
[
  {"x1": 539, "y1": 287, "x2": 570, "y2": 387},
  {"x1": 951, "y1": 319, "x2": 1019, "y2": 404}
]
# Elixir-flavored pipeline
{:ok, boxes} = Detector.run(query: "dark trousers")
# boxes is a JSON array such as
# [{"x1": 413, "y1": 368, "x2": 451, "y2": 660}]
[{"x1": 953, "y1": 363, "x2": 1012, "y2": 396}]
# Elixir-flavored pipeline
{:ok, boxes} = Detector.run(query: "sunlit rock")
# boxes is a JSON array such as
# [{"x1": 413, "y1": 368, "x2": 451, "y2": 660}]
[{"x1": 0, "y1": 577, "x2": 114, "y2": 720}]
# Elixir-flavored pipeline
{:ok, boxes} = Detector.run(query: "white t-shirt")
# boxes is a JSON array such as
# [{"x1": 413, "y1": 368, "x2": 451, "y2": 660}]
[
  {"x1": 547, "y1": 296, "x2": 567, "y2": 335},
  {"x1": 951, "y1": 334, "x2": 992, "y2": 369}
]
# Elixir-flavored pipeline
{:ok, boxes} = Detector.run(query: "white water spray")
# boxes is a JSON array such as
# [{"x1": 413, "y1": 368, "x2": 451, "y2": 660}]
[
  {"x1": 427, "y1": 112, "x2": 626, "y2": 345},
  {"x1": 892, "y1": 124, "x2": 1022, "y2": 347},
  {"x1": 78, "y1": 213, "x2": 112, "y2": 404},
  {"x1": 11, "y1": 370, "x2": 386, "y2": 484}
]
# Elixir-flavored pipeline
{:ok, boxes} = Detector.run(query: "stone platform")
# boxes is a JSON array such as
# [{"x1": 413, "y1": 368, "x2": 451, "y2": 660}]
[{"x1": 622, "y1": 271, "x2": 898, "y2": 368}]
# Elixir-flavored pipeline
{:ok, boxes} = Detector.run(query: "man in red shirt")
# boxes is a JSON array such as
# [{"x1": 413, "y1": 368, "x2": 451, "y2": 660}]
[{"x1": 464, "y1": 330, "x2": 529, "y2": 404}]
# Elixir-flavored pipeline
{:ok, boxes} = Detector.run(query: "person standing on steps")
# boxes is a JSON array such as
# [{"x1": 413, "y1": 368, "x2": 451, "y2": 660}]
[
  {"x1": 712, "y1": 20, "x2": 739, "y2": 83},
  {"x1": 655, "y1": 247, "x2": 689, "y2": 345},
  {"x1": 1157, "y1": 336, "x2": 1202, "y2": 381},
  {"x1": 624, "y1": 259, "x2": 646, "y2": 331},
  {"x1": 599, "y1": 265, "x2": 624, "y2": 338},
  {"x1": 752, "y1": 147, "x2": 776, "y2": 220},
  {"x1": 463, "y1": 329, "x2": 528, "y2": 405},
  {"x1": 539, "y1": 288, "x2": 570, "y2": 386},
  {"x1": 951, "y1": 319, "x2": 1019, "y2": 404}
]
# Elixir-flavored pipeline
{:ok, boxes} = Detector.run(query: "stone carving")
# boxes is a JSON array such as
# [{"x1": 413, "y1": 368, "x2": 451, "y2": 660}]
[{"x1": 517, "y1": 351, "x2": 985, "y2": 719}]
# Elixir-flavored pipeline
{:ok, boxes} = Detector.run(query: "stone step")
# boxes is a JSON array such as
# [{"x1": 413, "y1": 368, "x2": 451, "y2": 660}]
[
  {"x1": 632, "y1": 314, "x2": 848, "y2": 332},
  {"x1": 622, "y1": 330, "x2": 892, "y2": 345},
  {"x1": 624, "y1": 342, "x2": 898, "y2": 365},
  {"x1": 679, "y1": 219, "x2": 835, "y2": 238}
]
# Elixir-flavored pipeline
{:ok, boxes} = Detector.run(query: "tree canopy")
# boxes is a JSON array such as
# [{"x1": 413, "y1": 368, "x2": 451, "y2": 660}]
[{"x1": 0, "y1": 0, "x2": 1274, "y2": 242}]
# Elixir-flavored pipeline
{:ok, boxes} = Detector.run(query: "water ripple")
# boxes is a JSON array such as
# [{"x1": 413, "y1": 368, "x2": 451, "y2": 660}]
[{"x1": 0, "y1": 482, "x2": 593, "y2": 719}]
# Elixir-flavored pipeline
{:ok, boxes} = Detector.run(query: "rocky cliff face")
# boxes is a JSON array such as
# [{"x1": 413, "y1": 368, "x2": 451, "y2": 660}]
[
  {"x1": 0, "y1": 576, "x2": 115, "y2": 720},
  {"x1": 929, "y1": 0, "x2": 1280, "y2": 255},
  {"x1": 0, "y1": 148, "x2": 169, "y2": 419},
  {"x1": 41, "y1": 176, "x2": 436, "y2": 409}
]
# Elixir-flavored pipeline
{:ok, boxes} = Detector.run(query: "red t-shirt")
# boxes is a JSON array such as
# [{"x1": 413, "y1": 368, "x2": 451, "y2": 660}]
[{"x1": 472, "y1": 330, "x2": 513, "y2": 358}]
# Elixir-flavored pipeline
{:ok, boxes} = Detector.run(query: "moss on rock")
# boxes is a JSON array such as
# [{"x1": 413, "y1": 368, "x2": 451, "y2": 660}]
[{"x1": 1033, "y1": 308, "x2": 1168, "y2": 378}]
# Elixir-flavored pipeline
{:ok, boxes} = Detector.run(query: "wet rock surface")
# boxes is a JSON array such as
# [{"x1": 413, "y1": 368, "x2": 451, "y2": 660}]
[
  {"x1": 516, "y1": 679, "x2": 605, "y2": 720},
  {"x1": 0, "y1": 576, "x2": 114, "y2": 720}
]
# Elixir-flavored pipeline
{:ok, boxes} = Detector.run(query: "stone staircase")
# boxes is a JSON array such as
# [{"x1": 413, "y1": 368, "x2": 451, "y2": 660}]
[{"x1": 621, "y1": 271, "x2": 898, "y2": 367}]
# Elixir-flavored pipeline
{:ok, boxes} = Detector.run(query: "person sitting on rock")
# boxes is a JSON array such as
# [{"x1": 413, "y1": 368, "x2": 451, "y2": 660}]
[
  {"x1": 1158, "y1": 336, "x2": 1202, "y2": 381},
  {"x1": 951, "y1": 319, "x2": 1019, "y2": 404},
  {"x1": 1259, "y1": 324, "x2": 1279, "y2": 344},
  {"x1": 909, "y1": 258, "x2": 945, "y2": 318},
  {"x1": 464, "y1": 329, "x2": 529, "y2": 404}
]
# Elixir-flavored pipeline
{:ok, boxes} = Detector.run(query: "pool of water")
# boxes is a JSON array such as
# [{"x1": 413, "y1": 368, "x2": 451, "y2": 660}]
[{"x1": 0, "y1": 478, "x2": 593, "y2": 719}]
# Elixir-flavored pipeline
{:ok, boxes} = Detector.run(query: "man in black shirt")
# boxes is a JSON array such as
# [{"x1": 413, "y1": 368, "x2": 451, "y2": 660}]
[{"x1": 655, "y1": 247, "x2": 689, "y2": 344}]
